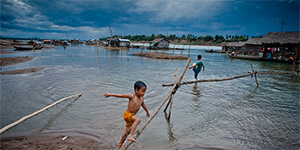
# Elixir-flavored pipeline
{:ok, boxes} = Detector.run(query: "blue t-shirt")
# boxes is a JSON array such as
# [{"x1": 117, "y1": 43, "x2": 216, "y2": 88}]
[{"x1": 195, "y1": 61, "x2": 204, "y2": 72}]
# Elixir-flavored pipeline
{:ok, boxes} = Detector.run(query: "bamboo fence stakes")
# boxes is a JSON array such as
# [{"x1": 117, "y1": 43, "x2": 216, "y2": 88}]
[
  {"x1": 251, "y1": 64, "x2": 259, "y2": 88},
  {"x1": 0, "y1": 93, "x2": 83, "y2": 134},
  {"x1": 120, "y1": 58, "x2": 191, "y2": 150}
]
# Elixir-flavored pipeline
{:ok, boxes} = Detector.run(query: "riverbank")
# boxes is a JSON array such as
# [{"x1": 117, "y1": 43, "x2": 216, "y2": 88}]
[
  {"x1": 0, "y1": 135, "x2": 112, "y2": 149},
  {"x1": 0, "y1": 57, "x2": 46, "y2": 75},
  {"x1": 0, "y1": 56, "x2": 35, "y2": 67}
]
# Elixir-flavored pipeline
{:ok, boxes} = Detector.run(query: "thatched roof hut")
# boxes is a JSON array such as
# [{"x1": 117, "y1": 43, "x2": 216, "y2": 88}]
[
  {"x1": 261, "y1": 32, "x2": 300, "y2": 45},
  {"x1": 261, "y1": 32, "x2": 300, "y2": 60},
  {"x1": 226, "y1": 41, "x2": 246, "y2": 47},
  {"x1": 245, "y1": 38, "x2": 262, "y2": 45}
]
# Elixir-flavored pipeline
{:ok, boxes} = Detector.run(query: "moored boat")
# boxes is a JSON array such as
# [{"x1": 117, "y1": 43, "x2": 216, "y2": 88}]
[
  {"x1": 205, "y1": 49, "x2": 226, "y2": 53},
  {"x1": 14, "y1": 46, "x2": 43, "y2": 51},
  {"x1": 227, "y1": 52, "x2": 299, "y2": 64}
]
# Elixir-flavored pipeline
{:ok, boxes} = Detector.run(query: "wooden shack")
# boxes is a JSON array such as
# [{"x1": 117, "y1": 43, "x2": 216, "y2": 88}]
[
  {"x1": 106, "y1": 38, "x2": 130, "y2": 48},
  {"x1": 244, "y1": 38, "x2": 262, "y2": 55},
  {"x1": 223, "y1": 41, "x2": 246, "y2": 53},
  {"x1": 148, "y1": 38, "x2": 170, "y2": 50},
  {"x1": 261, "y1": 32, "x2": 300, "y2": 60}
]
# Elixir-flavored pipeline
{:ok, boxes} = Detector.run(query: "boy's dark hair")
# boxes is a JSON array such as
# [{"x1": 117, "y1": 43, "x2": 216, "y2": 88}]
[
  {"x1": 197, "y1": 55, "x2": 202, "y2": 59},
  {"x1": 134, "y1": 81, "x2": 147, "y2": 90}
]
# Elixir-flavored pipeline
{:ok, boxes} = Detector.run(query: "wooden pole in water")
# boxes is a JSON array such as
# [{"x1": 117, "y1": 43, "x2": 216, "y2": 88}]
[
  {"x1": 0, "y1": 93, "x2": 83, "y2": 134},
  {"x1": 251, "y1": 64, "x2": 259, "y2": 88},
  {"x1": 121, "y1": 58, "x2": 191, "y2": 150},
  {"x1": 291, "y1": 61, "x2": 295, "y2": 79},
  {"x1": 164, "y1": 69, "x2": 178, "y2": 118}
]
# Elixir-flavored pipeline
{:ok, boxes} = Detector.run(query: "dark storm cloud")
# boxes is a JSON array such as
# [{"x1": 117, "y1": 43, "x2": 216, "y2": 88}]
[{"x1": 1, "y1": 0, "x2": 299, "y2": 40}]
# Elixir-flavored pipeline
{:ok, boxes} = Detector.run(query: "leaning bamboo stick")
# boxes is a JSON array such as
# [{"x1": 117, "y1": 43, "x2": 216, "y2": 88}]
[
  {"x1": 120, "y1": 58, "x2": 191, "y2": 150},
  {"x1": 0, "y1": 93, "x2": 83, "y2": 134},
  {"x1": 167, "y1": 68, "x2": 178, "y2": 119},
  {"x1": 164, "y1": 68, "x2": 178, "y2": 112}
]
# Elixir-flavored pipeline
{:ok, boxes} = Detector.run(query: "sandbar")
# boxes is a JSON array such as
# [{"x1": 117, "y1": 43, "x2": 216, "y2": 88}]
[{"x1": 0, "y1": 135, "x2": 112, "y2": 150}]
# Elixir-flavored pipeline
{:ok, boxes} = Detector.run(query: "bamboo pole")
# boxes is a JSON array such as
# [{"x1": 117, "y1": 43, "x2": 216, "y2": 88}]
[
  {"x1": 120, "y1": 58, "x2": 191, "y2": 150},
  {"x1": 162, "y1": 71, "x2": 293, "y2": 87},
  {"x1": 291, "y1": 61, "x2": 295, "y2": 79},
  {"x1": 164, "y1": 68, "x2": 178, "y2": 112},
  {"x1": 162, "y1": 72, "x2": 256, "y2": 87},
  {"x1": 164, "y1": 69, "x2": 178, "y2": 120},
  {"x1": 251, "y1": 64, "x2": 259, "y2": 88},
  {"x1": 0, "y1": 93, "x2": 83, "y2": 134}
]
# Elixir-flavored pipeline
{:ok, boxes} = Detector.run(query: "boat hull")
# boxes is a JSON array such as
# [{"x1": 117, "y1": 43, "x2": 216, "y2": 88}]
[{"x1": 14, "y1": 46, "x2": 43, "y2": 50}]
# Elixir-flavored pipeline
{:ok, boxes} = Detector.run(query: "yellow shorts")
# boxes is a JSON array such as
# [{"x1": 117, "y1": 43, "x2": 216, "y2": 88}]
[{"x1": 123, "y1": 110, "x2": 135, "y2": 127}]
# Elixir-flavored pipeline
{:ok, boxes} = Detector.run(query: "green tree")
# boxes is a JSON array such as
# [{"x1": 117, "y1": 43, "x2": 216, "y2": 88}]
[{"x1": 203, "y1": 35, "x2": 213, "y2": 42}]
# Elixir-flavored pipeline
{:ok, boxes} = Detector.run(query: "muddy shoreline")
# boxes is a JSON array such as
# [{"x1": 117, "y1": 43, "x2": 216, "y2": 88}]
[{"x1": 0, "y1": 135, "x2": 113, "y2": 150}]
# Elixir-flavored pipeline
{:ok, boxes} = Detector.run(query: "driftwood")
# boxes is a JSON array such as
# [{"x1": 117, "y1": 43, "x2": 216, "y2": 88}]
[
  {"x1": 120, "y1": 58, "x2": 191, "y2": 150},
  {"x1": 0, "y1": 93, "x2": 83, "y2": 134}
]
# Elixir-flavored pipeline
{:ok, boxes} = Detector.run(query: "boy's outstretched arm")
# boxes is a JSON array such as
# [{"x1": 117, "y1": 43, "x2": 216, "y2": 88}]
[
  {"x1": 104, "y1": 92, "x2": 132, "y2": 98},
  {"x1": 141, "y1": 101, "x2": 150, "y2": 117},
  {"x1": 203, "y1": 65, "x2": 205, "y2": 71}
]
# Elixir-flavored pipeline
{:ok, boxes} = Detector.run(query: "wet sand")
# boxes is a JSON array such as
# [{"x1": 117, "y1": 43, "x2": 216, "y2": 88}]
[
  {"x1": 0, "y1": 67, "x2": 45, "y2": 75},
  {"x1": 0, "y1": 56, "x2": 35, "y2": 67},
  {"x1": 0, "y1": 50, "x2": 13, "y2": 54},
  {"x1": 0, "y1": 135, "x2": 113, "y2": 150}
]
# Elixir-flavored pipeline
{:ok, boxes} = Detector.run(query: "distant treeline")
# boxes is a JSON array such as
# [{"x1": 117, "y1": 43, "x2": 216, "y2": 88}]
[{"x1": 100, "y1": 34, "x2": 263, "y2": 45}]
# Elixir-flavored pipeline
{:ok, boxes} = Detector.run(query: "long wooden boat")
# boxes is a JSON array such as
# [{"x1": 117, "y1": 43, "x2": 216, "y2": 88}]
[
  {"x1": 227, "y1": 53, "x2": 262, "y2": 60},
  {"x1": 146, "y1": 47, "x2": 184, "y2": 50},
  {"x1": 14, "y1": 46, "x2": 43, "y2": 50},
  {"x1": 205, "y1": 49, "x2": 226, "y2": 53}
]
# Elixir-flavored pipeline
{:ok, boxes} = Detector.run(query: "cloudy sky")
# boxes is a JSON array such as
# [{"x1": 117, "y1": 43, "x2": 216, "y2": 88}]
[{"x1": 1, "y1": 0, "x2": 299, "y2": 40}]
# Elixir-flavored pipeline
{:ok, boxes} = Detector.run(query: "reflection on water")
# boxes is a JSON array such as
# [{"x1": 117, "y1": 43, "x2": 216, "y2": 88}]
[{"x1": 1, "y1": 45, "x2": 299, "y2": 150}]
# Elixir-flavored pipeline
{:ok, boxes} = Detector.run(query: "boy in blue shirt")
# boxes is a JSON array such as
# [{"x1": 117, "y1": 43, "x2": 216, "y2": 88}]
[{"x1": 189, "y1": 55, "x2": 205, "y2": 80}]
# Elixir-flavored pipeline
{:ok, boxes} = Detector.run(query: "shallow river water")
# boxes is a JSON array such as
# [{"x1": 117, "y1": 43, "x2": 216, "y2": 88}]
[{"x1": 1, "y1": 44, "x2": 299, "y2": 150}]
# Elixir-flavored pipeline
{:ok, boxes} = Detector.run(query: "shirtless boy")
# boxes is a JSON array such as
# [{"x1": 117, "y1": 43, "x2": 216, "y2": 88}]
[{"x1": 104, "y1": 81, "x2": 150, "y2": 149}]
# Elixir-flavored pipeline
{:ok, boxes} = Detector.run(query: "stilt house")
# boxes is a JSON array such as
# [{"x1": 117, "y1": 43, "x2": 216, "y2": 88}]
[
  {"x1": 244, "y1": 38, "x2": 262, "y2": 55},
  {"x1": 261, "y1": 32, "x2": 299, "y2": 60}
]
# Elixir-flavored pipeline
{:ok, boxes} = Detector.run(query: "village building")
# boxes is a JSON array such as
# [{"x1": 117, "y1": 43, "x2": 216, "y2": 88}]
[
  {"x1": 222, "y1": 31, "x2": 299, "y2": 62},
  {"x1": 147, "y1": 38, "x2": 170, "y2": 49},
  {"x1": 106, "y1": 38, "x2": 130, "y2": 48},
  {"x1": 260, "y1": 32, "x2": 299, "y2": 60},
  {"x1": 222, "y1": 41, "x2": 246, "y2": 53},
  {"x1": 244, "y1": 38, "x2": 262, "y2": 56}
]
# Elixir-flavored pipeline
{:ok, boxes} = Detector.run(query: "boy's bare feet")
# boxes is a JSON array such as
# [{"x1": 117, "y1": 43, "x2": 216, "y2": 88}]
[
  {"x1": 117, "y1": 143, "x2": 122, "y2": 149},
  {"x1": 127, "y1": 135, "x2": 136, "y2": 142}
]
